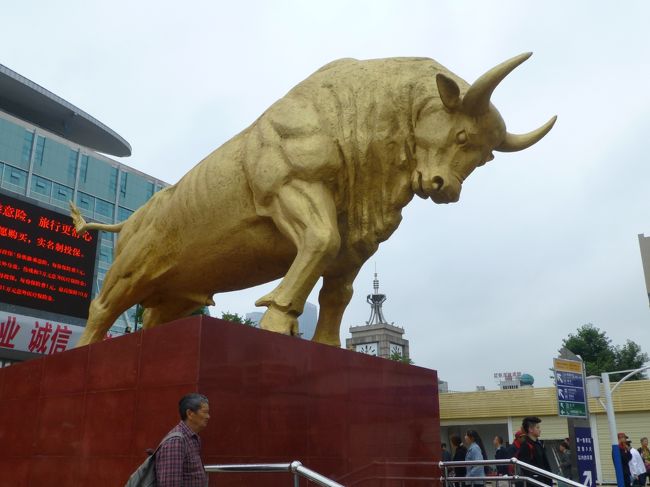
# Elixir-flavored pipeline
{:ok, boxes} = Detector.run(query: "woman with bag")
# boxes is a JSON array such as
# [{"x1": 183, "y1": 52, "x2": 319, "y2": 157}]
[{"x1": 639, "y1": 437, "x2": 650, "y2": 486}]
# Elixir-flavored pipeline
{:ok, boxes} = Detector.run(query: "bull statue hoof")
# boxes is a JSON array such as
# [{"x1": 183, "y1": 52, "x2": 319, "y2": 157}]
[{"x1": 259, "y1": 306, "x2": 299, "y2": 336}]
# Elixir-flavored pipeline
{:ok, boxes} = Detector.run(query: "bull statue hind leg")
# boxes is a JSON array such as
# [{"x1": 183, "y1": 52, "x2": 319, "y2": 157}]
[
  {"x1": 141, "y1": 295, "x2": 213, "y2": 329},
  {"x1": 312, "y1": 268, "x2": 361, "y2": 346},
  {"x1": 76, "y1": 267, "x2": 144, "y2": 346}
]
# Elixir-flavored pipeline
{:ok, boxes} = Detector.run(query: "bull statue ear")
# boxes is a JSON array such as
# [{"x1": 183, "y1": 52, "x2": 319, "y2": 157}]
[{"x1": 436, "y1": 74, "x2": 461, "y2": 111}]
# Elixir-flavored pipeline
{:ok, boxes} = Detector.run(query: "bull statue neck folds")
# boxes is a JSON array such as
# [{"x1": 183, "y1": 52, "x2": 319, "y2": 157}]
[{"x1": 70, "y1": 53, "x2": 556, "y2": 347}]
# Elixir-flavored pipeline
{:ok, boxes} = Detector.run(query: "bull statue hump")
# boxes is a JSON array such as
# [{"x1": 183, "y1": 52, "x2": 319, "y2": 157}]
[{"x1": 71, "y1": 53, "x2": 556, "y2": 347}]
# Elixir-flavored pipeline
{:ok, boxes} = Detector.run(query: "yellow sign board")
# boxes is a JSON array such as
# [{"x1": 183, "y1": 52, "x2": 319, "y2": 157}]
[{"x1": 553, "y1": 358, "x2": 583, "y2": 374}]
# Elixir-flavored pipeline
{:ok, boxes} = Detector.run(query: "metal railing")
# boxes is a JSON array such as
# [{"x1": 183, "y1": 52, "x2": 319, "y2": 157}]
[
  {"x1": 336, "y1": 460, "x2": 439, "y2": 485},
  {"x1": 440, "y1": 458, "x2": 586, "y2": 487},
  {"x1": 206, "y1": 457, "x2": 584, "y2": 487},
  {"x1": 205, "y1": 460, "x2": 344, "y2": 487}
]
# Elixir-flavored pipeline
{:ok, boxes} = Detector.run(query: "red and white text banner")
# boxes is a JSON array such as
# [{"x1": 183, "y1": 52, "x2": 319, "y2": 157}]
[{"x1": 0, "y1": 310, "x2": 84, "y2": 355}]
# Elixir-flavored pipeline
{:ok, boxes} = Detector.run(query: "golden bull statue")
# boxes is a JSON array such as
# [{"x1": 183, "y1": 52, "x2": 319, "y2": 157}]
[{"x1": 71, "y1": 53, "x2": 556, "y2": 347}]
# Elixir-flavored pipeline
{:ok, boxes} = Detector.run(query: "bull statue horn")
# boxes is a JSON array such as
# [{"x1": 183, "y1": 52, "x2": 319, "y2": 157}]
[
  {"x1": 462, "y1": 52, "x2": 533, "y2": 116},
  {"x1": 496, "y1": 115, "x2": 557, "y2": 152}
]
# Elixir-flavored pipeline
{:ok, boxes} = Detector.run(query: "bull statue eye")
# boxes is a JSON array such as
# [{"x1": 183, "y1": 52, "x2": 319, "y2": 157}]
[{"x1": 456, "y1": 130, "x2": 468, "y2": 145}]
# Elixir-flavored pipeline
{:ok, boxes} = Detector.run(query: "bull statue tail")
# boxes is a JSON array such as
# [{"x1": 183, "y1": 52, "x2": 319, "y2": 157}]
[{"x1": 69, "y1": 201, "x2": 125, "y2": 236}]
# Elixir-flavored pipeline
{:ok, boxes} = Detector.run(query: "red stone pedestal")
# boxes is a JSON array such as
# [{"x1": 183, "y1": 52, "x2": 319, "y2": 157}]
[{"x1": 0, "y1": 316, "x2": 440, "y2": 486}]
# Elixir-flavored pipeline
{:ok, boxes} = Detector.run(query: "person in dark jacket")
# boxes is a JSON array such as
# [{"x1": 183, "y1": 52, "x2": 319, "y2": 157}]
[
  {"x1": 494, "y1": 435, "x2": 509, "y2": 476},
  {"x1": 514, "y1": 416, "x2": 552, "y2": 486},
  {"x1": 618, "y1": 433, "x2": 633, "y2": 487},
  {"x1": 451, "y1": 434, "x2": 468, "y2": 487},
  {"x1": 559, "y1": 441, "x2": 573, "y2": 479},
  {"x1": 442, "y1": 443, "x2": 452, "y2": 462}
]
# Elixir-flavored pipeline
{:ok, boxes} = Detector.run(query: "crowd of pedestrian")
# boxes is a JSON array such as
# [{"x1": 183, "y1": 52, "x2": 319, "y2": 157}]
[
  {"x1": 444, "y1": 421, "x2": 650, "y2": 487},
  {"x1": 446, "y1": 417, "x2": 554, "y2": 486},
  {"x1": 618, "y1": 433, "x2": 650, "y2": 487}
]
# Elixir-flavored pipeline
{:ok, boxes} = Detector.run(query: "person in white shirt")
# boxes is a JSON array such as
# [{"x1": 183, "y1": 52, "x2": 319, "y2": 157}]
[{"x1": 629, "y1": 443, "x2": 647, "y2": 486}]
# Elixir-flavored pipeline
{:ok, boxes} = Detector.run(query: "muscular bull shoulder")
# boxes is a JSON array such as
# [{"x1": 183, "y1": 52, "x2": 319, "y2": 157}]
[{"x1": 244, "y1": 94, "x2": 342, "y2": 206}]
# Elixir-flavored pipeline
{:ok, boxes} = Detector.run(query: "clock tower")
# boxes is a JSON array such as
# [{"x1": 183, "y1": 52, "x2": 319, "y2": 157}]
[{"x1": 346, "y1": 272, "x2": 410, "y2": 360}]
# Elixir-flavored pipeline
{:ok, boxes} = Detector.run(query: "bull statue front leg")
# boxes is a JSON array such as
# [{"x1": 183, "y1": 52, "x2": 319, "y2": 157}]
[{"x1": 255, "y1": 179, "x2": 340, "y2": 336}]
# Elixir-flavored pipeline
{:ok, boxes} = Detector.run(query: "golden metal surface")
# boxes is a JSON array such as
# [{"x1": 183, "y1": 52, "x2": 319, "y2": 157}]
[{"x1": 71, "y1": 54, "x2": 555, "y2": 347}]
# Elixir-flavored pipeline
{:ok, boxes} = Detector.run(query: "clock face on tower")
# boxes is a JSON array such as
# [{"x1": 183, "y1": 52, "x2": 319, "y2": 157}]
[
  {"x1": 356, "y1": 343, "x2": 378, "y2": 355},
  {"x1": 390, "y1": 343, "x2": 404, "y2": 356}
]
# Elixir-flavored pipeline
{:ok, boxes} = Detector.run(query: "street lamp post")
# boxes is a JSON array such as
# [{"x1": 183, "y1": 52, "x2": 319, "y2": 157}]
[
  {"x1": 587, "y1": 366, "x2": 650, "y2": 487},
  {"x1": 601, "y1": 373, "x2": 625, "y2": 487}
]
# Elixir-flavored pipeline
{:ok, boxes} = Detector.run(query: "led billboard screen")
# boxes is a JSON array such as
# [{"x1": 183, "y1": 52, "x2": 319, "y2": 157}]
[{"x1": 0, "y1": 192, "x2": 98, "y2": 319}]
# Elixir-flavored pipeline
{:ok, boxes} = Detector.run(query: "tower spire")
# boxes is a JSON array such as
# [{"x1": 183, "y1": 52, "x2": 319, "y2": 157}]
[{"x1": 366, "y1": 271, "x2": 388, "y2": 325}]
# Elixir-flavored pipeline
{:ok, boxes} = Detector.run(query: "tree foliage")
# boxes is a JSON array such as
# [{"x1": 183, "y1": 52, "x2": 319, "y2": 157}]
[
  {"x1": 221, "y1": 311, "x2": 258, "y2": 327},
  {"x1": 133, "y1": 304, "x2": 210, "y2": 328},
  {"x1": 191, "y1": 306, "x2": 211, "y2": 316},
  {"x1": 388, "y1": 350, "x2": 414, "y2": 365},
  {"x1": 562, "y1": 324, "x2": 648, "y2": 379}
]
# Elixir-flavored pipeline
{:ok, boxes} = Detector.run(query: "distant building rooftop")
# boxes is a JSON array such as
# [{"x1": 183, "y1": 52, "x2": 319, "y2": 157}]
[{"x1": 0, "y1": 63, "x2": 131, "y2": 157}]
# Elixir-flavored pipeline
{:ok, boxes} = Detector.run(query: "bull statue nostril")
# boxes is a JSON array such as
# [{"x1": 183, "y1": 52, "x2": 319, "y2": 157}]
[{"x1": 432, "y1": 176, "x2": 444, "y2": 191}]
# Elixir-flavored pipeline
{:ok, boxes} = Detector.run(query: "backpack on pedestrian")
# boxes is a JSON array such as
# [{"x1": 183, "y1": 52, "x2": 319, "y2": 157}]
[
  {"x1": 124, "y1": 432, "x2": 182, "y2": 487},
  {"x1": 507, "y1": 432, "x2": 534, "y2": 475}
]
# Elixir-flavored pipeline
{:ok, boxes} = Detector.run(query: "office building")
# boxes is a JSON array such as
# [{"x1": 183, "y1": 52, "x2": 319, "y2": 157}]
[
  {"x1": 0, "y1": 63, "x2": 167, "y2": 364},
  {"x1": 638, "y1": 233, "x2": 650, "y2": 306}
]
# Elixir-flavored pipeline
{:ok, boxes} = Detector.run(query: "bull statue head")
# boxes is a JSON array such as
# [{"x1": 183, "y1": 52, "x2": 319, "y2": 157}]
[{"x1": 412, "y1": 52, "x2": 556, "y2": 204}]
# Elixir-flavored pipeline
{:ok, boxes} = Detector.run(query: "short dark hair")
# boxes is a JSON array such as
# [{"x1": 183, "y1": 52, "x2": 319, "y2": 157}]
[
  {"x1": 179, "y1": 393, "x2": 209, "y2": 421},
  {"x1": 560, "y1": 441, "x2": 570, "y2": 449},
  {"x1": 495, "y1": 435, "x2": 503, "y2": 444},
  {"x1": 450, "y1": 434, "x2": 462, "y2": 447},
  {"x1": 522, "y1": 416, "x2": 542, "y2": 434}
]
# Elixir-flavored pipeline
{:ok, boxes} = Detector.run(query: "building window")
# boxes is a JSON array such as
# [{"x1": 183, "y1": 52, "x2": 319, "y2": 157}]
[
  {"x1": 3, "y1": 166, "x2": 28, "y2": 192},
  {"x1": 99, "y1": 245, "x2": 113, "y2": 264},
  {"x1": 120, "y1": 172, "x2": 127, "y2": 198},
  {"x1": 80, "y1": 155, "x2": 89, "y2": 182},
  {"x1": 0, "y1": 119, "x2": 32, "y2": 170},
  {"x1": 51, "y1": 183, "x2": 73, "y2": 204},
  {"x1": 94, "y1": 198, "x2": 114, "y2": 219},
  {"x1": 68, "y1": 149, "x2": 78, "y2": 183},
  {"x1": 118, "y1": 206, "x2": 133, "y2": 221},
  {"x1": 109, "y1": 167, "x2": 118, "y2": 195},
  {"x1": 76, "y1": 191, "x2": 95, "y2": 214},
  {"x1": 22, "y1": 131, "x2": 34, "y2": 165},
  {"x1": 34, "y1": 136, "x2": 45, "y2": 165},
  {"x1": 31, "y1": 175, "x2": 52, "y2": 198}
]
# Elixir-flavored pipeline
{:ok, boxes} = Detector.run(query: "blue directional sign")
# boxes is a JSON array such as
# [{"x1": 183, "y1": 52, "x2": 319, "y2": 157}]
[
  {"x1": 575, "y1": 426, "x2": 598, "y2": 486},
  {"x1": 553, "y1": 358, "x2": 588, "y2": 418},
  {"x1": 557, "y1": 385, "x2": 585, "y2": 402},
  {"x1": 556, "y1": 371, "x2": 585, "y2": 388}
]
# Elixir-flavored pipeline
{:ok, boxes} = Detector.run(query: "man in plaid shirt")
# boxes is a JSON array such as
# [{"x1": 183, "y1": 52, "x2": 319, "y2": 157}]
[{"x1": 155, "y1": 393, "x2": 210, "y2": 487}]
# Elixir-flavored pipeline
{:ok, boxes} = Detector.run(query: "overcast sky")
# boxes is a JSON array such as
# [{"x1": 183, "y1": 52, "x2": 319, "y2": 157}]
[{"x1": 3, "y1": 1, "x2": 650, "y2": 391}]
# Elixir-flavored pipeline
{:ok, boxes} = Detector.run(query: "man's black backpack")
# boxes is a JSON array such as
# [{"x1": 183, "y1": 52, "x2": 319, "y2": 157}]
[{"x1": 124, "y1": 432, "x2": 182, "y2": 487}]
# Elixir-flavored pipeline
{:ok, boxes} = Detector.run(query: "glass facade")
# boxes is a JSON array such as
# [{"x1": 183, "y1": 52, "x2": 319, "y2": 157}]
[{"x1": 0, "y1": 110, "x2": 168, "y2": 334}]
